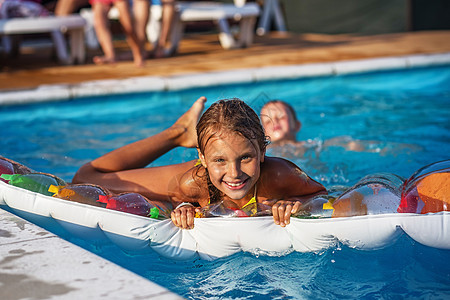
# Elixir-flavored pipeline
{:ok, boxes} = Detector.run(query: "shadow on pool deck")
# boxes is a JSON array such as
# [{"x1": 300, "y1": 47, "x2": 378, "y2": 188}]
[{"x1": 1, "y1": 30, "x2": 450, "y2": 92}]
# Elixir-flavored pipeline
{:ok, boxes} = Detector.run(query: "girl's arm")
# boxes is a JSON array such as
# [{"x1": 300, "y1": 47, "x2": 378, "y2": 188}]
[
  {"x1": 170, "y1": 167, "x2": 209, "y2": 229},
  {"x1": 260, "y1": 157, "x2": 327, "y2": 226}
]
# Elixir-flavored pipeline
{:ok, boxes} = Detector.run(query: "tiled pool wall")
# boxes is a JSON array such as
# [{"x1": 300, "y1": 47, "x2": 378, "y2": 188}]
[{"x1": 1, "y1": 53, "x2": 450, "y2": 105}]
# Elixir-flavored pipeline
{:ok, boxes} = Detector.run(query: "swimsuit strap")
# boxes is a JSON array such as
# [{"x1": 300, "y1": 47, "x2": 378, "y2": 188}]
[
  {"x1": 194, "y1": 159, "x2": 202, "y2": 166},
  {"x1": 242, "y1": 184, "x2": 257, "y2": 209}
]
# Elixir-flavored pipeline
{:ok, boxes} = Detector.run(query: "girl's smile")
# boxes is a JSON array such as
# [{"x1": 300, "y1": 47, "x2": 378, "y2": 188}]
[{"x1": 198, "y1": 131, "x2": 264, "y2": 203}]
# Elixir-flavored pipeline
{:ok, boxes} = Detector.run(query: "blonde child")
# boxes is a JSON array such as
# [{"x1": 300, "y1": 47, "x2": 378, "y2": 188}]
[
  {"x1": 73, "y1": 97, "x2": 327, "y2": 229},
  {"x1": 260, "y1": 99, "x2": 422, "y2": 155},
  {"x1": 260, "y1": 100, "x2": 301, "y2": 145}
]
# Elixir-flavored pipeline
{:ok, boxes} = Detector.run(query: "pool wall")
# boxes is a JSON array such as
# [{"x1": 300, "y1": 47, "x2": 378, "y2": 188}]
[{"x1": 1, "y1": 53, "x2": 450, "y2": 105}]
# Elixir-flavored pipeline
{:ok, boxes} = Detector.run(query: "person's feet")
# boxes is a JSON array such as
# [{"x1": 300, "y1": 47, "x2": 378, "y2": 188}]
[
  {"x1": 95, "y1": 51, "x2": 146, "y2": 67},
  {"x1": 128, "y1": 46, "x2": 145, "y2": 67},
  {"x1": 153, "y1": 45, "x2": 175, "y2": 59},
  {"x1": 133, "y1": 56, "x2": 145, "y2": 67},
  {"x1": 154, "y1": 47, "x2": 168, "y2": 59},
  {"x1": 132, "y1": 48, "x2": 146, "y2": 67},
  {"x1": 93, "y1": 56, "x2": 116, "y2": 65},
  {"x1": 172, "y1": 97, "x2": 206, "y2": 148}
]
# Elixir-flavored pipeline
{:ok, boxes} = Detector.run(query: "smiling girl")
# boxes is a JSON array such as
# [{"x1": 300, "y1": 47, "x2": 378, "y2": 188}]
[{"x1": 73, "y1": 97, "x2": 326, "y2": 229}]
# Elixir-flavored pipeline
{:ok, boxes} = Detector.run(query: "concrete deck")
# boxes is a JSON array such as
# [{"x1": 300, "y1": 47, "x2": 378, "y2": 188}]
[
  {"x1": 1, "y1": 30, "x2": 450, "y2": 92},
  {"x1": 0, "y1": 209, "x2": 182, "y2": 299}
]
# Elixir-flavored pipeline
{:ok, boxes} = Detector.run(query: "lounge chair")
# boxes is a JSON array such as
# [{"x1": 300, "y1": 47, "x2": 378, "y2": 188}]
[
  {"x1": 81, "y1": 1, "x2": 260, "y2": 53},
  {"x1": 0, "y1": 15, "x2": 86, "y2": 64}
]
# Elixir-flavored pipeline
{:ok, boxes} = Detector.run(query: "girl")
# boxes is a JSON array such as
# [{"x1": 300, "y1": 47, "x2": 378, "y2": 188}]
[{"x1": 73, "y1": 97, "x2": 326, "y2": 229}]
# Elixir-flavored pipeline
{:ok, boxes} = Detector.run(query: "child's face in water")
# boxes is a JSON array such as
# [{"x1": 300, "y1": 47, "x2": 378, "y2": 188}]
[
  {"x1": 198, "y1": 131, "x2": 264, "y2": 201},
  {"x1": 260, "y1": 102, "x2": 299, "y2": 143}
]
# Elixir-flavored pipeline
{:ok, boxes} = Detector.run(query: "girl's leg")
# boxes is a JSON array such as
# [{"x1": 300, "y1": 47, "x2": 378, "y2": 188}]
[
  {"x1": 72, "y1": 97, "x2": 206, "y2": 198},
  {"x1": 79, "y1": 96, "x2": 206, "y2": 173},
  {"x1": 114, "y1": 0, "x2": 144, "y2": 67},
  {"x1": 92, "y1": 2, "x2": 116, "y2": 64}
]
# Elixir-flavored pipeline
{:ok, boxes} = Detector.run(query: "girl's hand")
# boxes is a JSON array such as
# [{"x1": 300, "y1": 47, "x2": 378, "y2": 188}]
[
  {"x1": 263, "y1": 199, "x2": 301, "y2": 227},
  {"x1": 171, "y1": 203, "x2": 197, "y2": 229}
]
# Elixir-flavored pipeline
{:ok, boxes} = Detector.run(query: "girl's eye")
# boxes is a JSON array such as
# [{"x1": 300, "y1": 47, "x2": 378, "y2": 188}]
[
  {"x1": 214, "y1": 158, "x2": 225, "y2": 163},
  {"x1": 241, "y1": 156, "x2": 250, "y2": 161}
]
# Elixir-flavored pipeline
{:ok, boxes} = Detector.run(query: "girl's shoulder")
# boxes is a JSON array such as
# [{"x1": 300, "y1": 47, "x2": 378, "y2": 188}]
[
  {"x1": 263, "y1": 156, "x2": 300, "y2": 170},
  {"x1": 178, "y1": 166, "x2": 209, "y2": 201},
  {"x1": 260, "y1": 156, "x2": 309, "y2": 186},
  {"x1": 259, "y1": 156, "x2": 324, "y2": 199}
]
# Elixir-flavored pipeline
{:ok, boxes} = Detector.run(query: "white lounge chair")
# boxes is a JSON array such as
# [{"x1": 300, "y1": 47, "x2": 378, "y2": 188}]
[
  {"x1": 81, "y1": 1, "x2": 260, "y2": 53},
  {"x1": 0, "y1": 15, "x2": 86, "y2": 65}
]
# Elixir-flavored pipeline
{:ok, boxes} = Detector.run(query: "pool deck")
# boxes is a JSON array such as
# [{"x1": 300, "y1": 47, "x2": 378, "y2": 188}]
[
  {"x1": 0, "y1": 209, "x2": 181, "y2": 299},
  {"x1": 1, "y1": 30, "x2": 450, "y2": 101},
  {"x1": 1, "y1": 29, "x2": 450, "y2": 299}
]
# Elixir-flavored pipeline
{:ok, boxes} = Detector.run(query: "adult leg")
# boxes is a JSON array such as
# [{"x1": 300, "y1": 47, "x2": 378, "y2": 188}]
[
  {"x1": 115, "y1": 0, "x2": 144, "y2": 66},
  {"x1": 55, "y1": 0, "x2": 87, "y2": 15},
  {"x1": 154, "y1": 0, "x2": 175, "y2": 58},
  {"x1": 92, "y1": 2, "x2": 116, "y2": 64},
  {"x1": 132, "y1": 0, "x2": 150, "y2": 57}
]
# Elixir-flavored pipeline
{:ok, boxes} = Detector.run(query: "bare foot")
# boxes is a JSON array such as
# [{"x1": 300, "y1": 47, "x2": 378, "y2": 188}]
[
  {"x1": 134, "y1": 57, "x2": 145, "y2": 67},
  {"x1": 172, "y1": 97, "x2": 206, "y2": 148},
  {"x1": 93, "y1": 56, "x2": 116, "y2": 65},
  {"x1": 133, "y1": 50, "x2": 146, "y2": 67},
  {"x1": 153, "y1": 46, "x2": 175, "y2": 59}
]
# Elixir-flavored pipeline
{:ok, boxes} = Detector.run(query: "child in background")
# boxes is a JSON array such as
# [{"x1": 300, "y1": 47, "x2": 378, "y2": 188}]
[
  {"x1": 260, "y1": 100, "x2": 422, "y2": 155},
  {"x1": 73, "y1": 97, "x2": 326, "y2": 229},
  {"x1": 260, "y1": 100, "x2": 301, "y2": 145}
]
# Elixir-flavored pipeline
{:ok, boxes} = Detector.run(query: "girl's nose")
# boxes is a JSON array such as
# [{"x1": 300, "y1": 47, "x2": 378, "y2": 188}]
[{"x1": 228, "y1": 162, "x2": 242, "y2": 178}]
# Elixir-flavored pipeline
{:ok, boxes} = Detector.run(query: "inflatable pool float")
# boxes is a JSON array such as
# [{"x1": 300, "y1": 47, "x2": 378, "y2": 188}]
[{"x1": 0, "y1": 157, "x2": 449, "y2": 261}]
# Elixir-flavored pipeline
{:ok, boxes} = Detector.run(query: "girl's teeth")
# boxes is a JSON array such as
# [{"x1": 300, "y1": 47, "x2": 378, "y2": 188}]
[{"x1": 227, "y1": 182, "x2": 242, "y2": 187}]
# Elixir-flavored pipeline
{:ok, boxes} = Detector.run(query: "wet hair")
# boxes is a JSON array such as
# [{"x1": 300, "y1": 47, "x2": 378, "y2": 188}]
[
  {"x1": 262, "y1": 100, "x2": 298, "y2": 122},
  {"x1": 197, "y1": 98, "x2": 269, "y2": 154},
  {"x1": 195, "y1": 98, "x2": 269, "y2": 203}
]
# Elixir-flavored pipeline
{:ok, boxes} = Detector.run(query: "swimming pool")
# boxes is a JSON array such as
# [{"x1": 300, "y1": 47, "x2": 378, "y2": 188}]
[{"x1": 1, "y1": 65, "x2": 450, "y2": 298}]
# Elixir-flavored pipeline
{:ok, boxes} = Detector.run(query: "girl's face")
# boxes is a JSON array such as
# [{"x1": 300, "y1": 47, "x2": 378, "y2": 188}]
[
  {"x1": 260, "y1": 102, "x2": 300, "y2": 143},
  {"x1": 198, "y1": 131, "x2": 264, "y2": 201}
]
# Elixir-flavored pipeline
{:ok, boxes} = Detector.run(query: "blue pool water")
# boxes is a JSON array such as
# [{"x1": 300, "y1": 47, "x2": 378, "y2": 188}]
[{"x1": 1, "y1": 66, "x2": 450, "y2": 298}]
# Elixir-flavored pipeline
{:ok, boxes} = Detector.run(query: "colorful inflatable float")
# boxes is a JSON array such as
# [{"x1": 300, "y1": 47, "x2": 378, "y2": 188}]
[{"x1": 0, "y1": 157, "x2": 449, "y2": 261}]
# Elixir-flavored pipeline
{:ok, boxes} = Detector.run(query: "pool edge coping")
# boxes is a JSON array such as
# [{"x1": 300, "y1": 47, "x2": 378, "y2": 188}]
[{"x1": 1, "y1": 52, "x2": 450, "y2": 105}]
